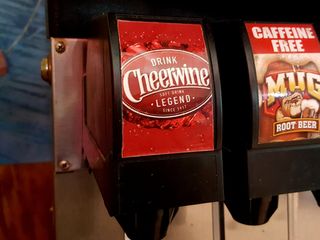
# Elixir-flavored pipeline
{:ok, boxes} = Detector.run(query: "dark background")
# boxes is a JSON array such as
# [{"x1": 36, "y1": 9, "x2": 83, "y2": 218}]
[{"x1": 47, "y1": 0, "x2": 320, "y2": 38}]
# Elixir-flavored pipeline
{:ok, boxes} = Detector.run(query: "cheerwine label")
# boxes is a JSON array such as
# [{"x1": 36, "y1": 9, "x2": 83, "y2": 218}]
[
  {"x1": 118, "y1": 20, "x2": 215, "y2": 157},
  {"x1": 245, "y1": 22, "x2": 320, "y2": 143},
  {"x1": 122, "y1": 49, "x2": 211, "y2": 118}
]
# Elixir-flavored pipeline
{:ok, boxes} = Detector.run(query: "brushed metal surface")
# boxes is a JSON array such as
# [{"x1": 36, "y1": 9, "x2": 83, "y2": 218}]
[
  {"x1": 212, "y1": 202, "x2": 222, "y2": 240},
  {"x1": 51, "y1": 38, "x2": 87, "y2": 172},
  {"x1": 287, "y1": 193, "x2": 299, "y2": 240}
]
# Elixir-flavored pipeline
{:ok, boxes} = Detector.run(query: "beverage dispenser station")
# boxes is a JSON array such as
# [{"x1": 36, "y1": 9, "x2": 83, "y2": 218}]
[
  {"x1": 44, "y1": 0, "x2": 320, "y2": 239},
  {"x1": 86, "y1": 15, "x2": 224, "y2": 239},
  {"x1": 46, "y1": 1, "x2": 224, "y2": 239},
  {"x1": 214, "y1": 20, "x2": 320, "y2": 226}
]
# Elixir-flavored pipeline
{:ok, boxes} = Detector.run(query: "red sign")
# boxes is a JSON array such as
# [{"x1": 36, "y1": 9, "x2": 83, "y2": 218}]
[
  {"x1": 245, "y1": 23, "x2": 320, "y2": 54},
  {"x1": 245, "y1": 22, "x2": 320, "y2": 144},
  {"x1": 119, "y1": 20, "x2": 214, "y2": 157}
]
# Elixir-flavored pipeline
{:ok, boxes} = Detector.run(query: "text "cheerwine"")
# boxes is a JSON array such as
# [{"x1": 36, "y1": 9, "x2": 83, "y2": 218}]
[{"x1": 123, "y1": 64, "x2": 210, "y2": 103}]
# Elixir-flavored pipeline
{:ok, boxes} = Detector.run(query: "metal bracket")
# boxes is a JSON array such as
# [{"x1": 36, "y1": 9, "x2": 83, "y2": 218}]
[{"x1": 51, "y1": 38, "x2": 87, "y2": 172}]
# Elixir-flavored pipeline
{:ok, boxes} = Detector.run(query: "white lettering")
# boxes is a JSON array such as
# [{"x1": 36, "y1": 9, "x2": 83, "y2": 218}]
[
  {"x1": 123, "y1": 70, "x2": 143, "y2": 103},
  {"x1": 298, "y1": 120, "x2": 317, "y2": 129},
  {"x1": 155, "y1": 95, "x2": 191, "y2": 108},
  {"x1": 306, "y1": 28, "x2": 315, "y2": 39},
  {"x1": 271, "y1": 40, "x2": 305, "y2": 53},
  {"x1": 252, "y1": 27, "x2": 263, "y2": 39},
  {"x1": 276, "y1": 121, "x2": 296, "y2": 133},
  {"x1": 150, "y1": 56, "x2": 179, "y2": 66},
  {"x1": 200, "y1": 68, "x2": 210, "y2": 86},
  {"x1": 124, "y1": 64, "x2": 211, "y2": 103},
  {"x1": 252, "y1": 26, "x2": 315, "y2": 39},
  {"x1": 151, "y1": 59, "x2": 157, "y2": 67}
]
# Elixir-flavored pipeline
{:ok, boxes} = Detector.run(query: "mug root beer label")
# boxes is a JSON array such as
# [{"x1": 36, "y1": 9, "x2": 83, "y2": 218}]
[{"x1": 246, "y1": 23, "x2": 320, "y2": 143}]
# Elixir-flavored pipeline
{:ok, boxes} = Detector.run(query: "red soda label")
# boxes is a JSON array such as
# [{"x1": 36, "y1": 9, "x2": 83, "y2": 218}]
[{"x1": 118, "y1": 20, "x2": 215, "y2": 157}]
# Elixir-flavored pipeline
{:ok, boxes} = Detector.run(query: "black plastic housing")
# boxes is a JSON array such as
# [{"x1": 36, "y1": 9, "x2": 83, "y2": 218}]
[
  {"x1": 46, "y1": 0, "x2": 320, "y2": 38},
  {"x1": 213, "y1": 19, "x2": 320, "y2": 224},
  {"x1": 46, "y1": 0, "x2": 320, "y2": 230},
  {"x1": 85, "y1": 14, "x2": 224, "y2": 238},
  {"x1": 92, "y1": 13, "x2": 223, "y2": 214}
]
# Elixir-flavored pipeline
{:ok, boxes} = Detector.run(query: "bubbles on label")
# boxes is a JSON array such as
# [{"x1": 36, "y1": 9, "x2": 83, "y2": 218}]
[{"x1": 199, "y1": 134, "x2": 205, "y2": 143}]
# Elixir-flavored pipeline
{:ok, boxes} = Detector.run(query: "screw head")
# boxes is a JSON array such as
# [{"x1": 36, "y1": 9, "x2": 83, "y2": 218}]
[
  {"x1": 55, "y1": 41, "x2": 66, "y2": 54},
  {"x1": 58, "y1": 160, "x2": 71, "y2": 171}
]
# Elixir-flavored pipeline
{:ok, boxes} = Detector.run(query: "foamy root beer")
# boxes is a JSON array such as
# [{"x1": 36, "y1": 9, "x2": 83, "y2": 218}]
[{"x1": 301, "y1": 99, "x2": 320, "y2": 138}]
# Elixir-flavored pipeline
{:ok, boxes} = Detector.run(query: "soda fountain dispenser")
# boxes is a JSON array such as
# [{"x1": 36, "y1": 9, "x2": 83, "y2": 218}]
[
  {"x1": 48, "y1": 8, "x2": 224, "y2": 239},
  {"x1": 214, "y1": 20, "x2": 320, "y2": 225},
  {"x1": 84, "y1": 15, "x2": 224, "y2": 239}
]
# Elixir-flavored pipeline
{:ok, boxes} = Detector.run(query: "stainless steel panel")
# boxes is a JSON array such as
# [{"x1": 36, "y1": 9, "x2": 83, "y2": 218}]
[
  {"x1": 51, "y1": 38, "x2": 87, "y2": 172},
  {"x1": 287, "y1": 193, "x2": 299, "y2": 240}
]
